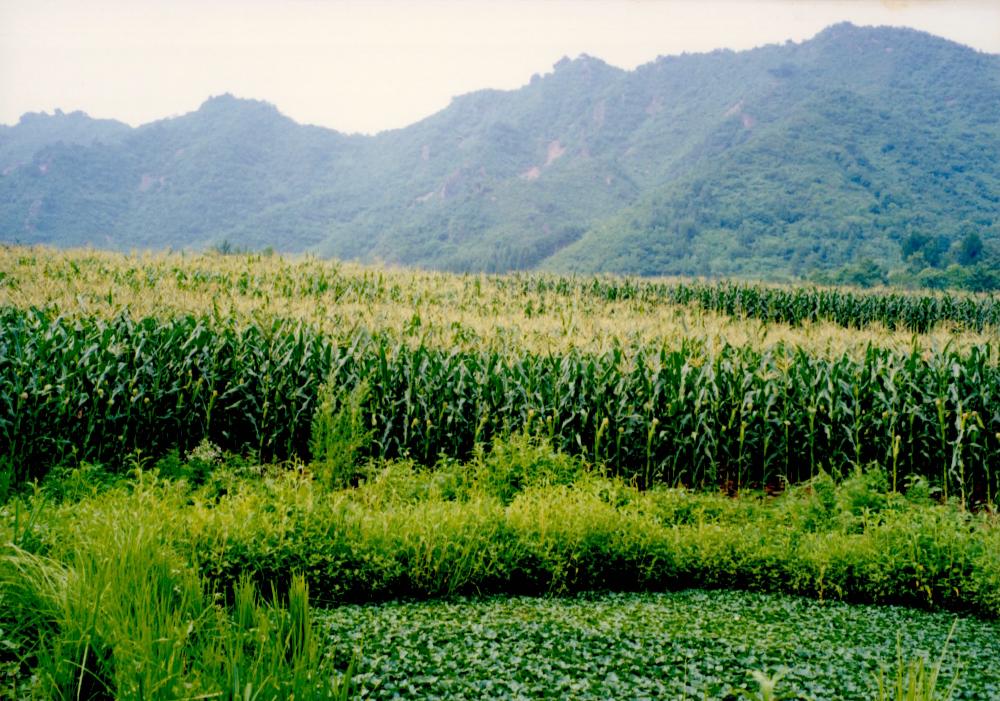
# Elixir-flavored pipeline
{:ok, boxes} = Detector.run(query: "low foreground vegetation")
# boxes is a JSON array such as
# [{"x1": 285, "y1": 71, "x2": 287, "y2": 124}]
[
  {"x1": 325, "y1": 590, "x2": 996, "y2": 700},
  {"x1": 2, "y1": 248, "x2": 999, "y2": 698},
  {"x1": 2, "y1": 435, "x2": 999, "y2": 698}
]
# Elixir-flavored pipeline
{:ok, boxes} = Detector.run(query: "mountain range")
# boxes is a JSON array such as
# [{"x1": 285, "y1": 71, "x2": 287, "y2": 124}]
[{"x1": 2, "y1": 22, "x2": 999, "y2": 282}]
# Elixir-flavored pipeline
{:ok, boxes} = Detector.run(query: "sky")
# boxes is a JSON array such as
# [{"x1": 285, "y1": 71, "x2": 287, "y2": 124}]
[{"x1": 1, "y1": 0, "x2": 998, "y2": 135}]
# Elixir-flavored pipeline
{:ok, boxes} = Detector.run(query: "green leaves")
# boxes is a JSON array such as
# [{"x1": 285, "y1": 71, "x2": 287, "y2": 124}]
[
  {"x1": 319, "y1": 590, "x2": 1000, "y2": 700},
  {"x1": 6, "y1": 458, "x2": 999, "y2": 697},
  {"x1": 541, "y1": 277, "x2": 1000, "y2": 333},
  {"x1": 2, "y1": 306, "x2": 998, "y2": 505}
]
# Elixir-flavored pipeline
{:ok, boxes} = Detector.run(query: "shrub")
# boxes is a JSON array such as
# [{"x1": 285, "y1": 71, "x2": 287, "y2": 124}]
[
  {"x1": 310, "y1": 380, "x2": 371, "y2": 488},
  {"x1": 473, "y1": 429, "x2": 586, "y2": 504}
]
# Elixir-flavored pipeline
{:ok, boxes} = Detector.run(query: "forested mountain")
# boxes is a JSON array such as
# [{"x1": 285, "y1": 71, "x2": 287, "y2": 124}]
[
  {"x1": 0, "y1": 109, "x2": 131, "y2": 174},
  {"x1": 2, "y1": 23, "x2": 999, "y2": 283}
]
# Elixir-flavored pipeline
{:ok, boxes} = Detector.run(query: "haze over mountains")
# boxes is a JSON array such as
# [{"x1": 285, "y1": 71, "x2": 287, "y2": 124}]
[{"x1": 2, "y1": 22, "x2": 999, "y2": 281}]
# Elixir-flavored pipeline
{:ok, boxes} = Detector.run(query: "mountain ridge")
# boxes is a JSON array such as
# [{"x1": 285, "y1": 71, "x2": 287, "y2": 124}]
[{"x1": 2, "y1": 22, "x2": 999, "y2": 284}]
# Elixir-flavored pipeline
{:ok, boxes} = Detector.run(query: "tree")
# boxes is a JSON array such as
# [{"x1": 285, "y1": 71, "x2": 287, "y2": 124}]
[
  {"x1": 840, "y1": 258, "x2": 888, "y2": 288},
  {"x1": 957, "y1": 231, "x2": 984, "y2": 266}
]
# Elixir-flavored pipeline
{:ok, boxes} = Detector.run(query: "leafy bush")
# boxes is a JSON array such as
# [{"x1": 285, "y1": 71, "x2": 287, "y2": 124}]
[
  {"x1": 472, "y1": 429, "x2": 586, "y2": 504},
  {"x1": 17, "y1": 459, "x2": 992, "y2": 618},
  {"x1": 310, "y1": 380, "x2": 372, "y2": 488}
]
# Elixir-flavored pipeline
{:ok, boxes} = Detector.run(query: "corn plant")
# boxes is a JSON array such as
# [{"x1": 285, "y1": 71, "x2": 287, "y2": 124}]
[{"x1": 2, "y1": 306, "x2": 998, "y2": 506}]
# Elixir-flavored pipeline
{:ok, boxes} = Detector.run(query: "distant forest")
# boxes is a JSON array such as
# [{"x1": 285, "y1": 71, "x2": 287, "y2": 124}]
[{"x1": 2, "y1": 23, "x2": 999, "y2": 290}]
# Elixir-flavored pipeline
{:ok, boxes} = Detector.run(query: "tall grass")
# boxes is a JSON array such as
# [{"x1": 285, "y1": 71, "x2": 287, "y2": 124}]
[
  {"x1": 874, "y1": 621, "x2": 961, "y2": 701},
  {"x1": 0, "y1": 477, "x2": 352, "y2": 700}
]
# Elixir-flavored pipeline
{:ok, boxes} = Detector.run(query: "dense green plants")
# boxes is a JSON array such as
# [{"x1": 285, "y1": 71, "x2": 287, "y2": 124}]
[
  {"x1": 0, "y1": 477, "x2": 352, "y2": 700},
  {"x1": 4, "y1": 440, "x2": 998, "y2": 698},
  {"x1": 3, "y1": 246, "x2": 998, "y2": 697},
  {"x1": 542, "y1": 277, "x2": 1000, "y2": 332},
  {"x1": 2, "y1": 306, "x2": 998, "y2": 505},
  {"x1": 204, "y1": 461, "x2": 1000, "y2": 614},
  {"x1": 320, "y1": 591, "x2": 996, "y2": 700},
  {"x1": 13, "y1": 438, "x2": 996, "y2": 617}
]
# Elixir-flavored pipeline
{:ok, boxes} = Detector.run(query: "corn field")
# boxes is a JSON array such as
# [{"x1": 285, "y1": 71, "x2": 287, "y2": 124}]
[
  {"x1": 2, "y1": 249, "x2": 997, "y2": 356},
  {"x1": 2, "y1": 303, "x2": 997, "y2": 505},
  {"x1": 564, "y1": 278, "x2": 1000, "y2": 333}
]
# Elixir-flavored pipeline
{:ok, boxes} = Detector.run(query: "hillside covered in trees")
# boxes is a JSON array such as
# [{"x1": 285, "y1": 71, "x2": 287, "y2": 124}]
[{"x1": 2, "y1": 23, "x2": 999, "y2": 287}]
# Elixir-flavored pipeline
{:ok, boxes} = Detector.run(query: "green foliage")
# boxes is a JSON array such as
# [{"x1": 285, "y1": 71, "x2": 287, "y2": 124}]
[
  {"x1": 874, "y1": 621, "x2": 961, "y2": 701},
  {"x1": 837, "y1": 466, "x2": 891, "y2": 518},
  {"x1": 310, "y1": 380, "x2": 372, "y2": 488},
  {"x1": 0, "y1": 480, "x2": 352, "y2": 699},
  {"x1": 3, "y1": 26, "x2": 999, "y2": 283},
  {"x1": 473, "y1": 429, "x2": 586, "y2": 504},
  {"x1": 902, "y1": 234, "x2": 952, "y2": 271},
  {"x1": 4, "y1": 458, "x2": 999, "y2": 698},
  {"x1": 320, "y1": 590, "x2": 996, "y2": 700},
  {"x1": 40, "y1": 461, "x2": 120, "y2": 502},
  {"x1": 892, "y1": 230, "x2": 1000, "y2": 292},
  {"x1": 3, "y1": 306, "x2": 999, "y2": 506},
  {"x1": 153, "y1": 439, "x2": 222, "y2": 485},
  {"x1": 956, "y1": 233, "x2": 984, "y2": 267},
  {"x1": 19, "y1": 462, "x2": 990, "y2": 617},
  {"x1": 815, "y1": 259, "x2": 889, "y2": 289},
  {"x1": 528, "y1": 275, "x2": 1000, "y2": 332},
  {"x1": 355, "y1": 457, "x2": 472, "y2": 507}
]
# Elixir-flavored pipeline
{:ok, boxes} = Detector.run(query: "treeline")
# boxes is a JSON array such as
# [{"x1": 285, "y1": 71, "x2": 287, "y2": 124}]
[{"x1": 813, "y1": 231, "x2": 1000, "y2": 292}]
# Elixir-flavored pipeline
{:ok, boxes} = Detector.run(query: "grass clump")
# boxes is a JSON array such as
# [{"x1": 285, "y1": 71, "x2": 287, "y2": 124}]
[
  {"x1": 310, "y1": 380, "x2": 372, "y2": 489},
  {"x1": 874, "y1": 621, "x2": 961, "y2": 701},
  {"x1": 0, "y1": 476, "x2": 352, "y2": 700}
]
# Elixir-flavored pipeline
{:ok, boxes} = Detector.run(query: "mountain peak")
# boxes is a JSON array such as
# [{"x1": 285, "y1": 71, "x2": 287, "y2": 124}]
[
  {"x1": 808, "y1": 20, "x2": 973, "y2": 54},
  {"x1": 549, "y1": 54, "x2": 622, "y2": 86},
  {"x1": 197, "y1": 94, "x2": 282, "y2": 117},
  {"x1": 17, "y1": 108, "x2": 98, "y2": 126},
  {"x1": 817, "y1": 20, "x2": 860, "y2": 35},
  {"x1": 553, "y1": 53, "x2": 613, "y2": 72}
]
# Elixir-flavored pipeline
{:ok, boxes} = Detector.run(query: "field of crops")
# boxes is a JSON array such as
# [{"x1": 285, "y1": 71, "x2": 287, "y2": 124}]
[
  {"x1": 2, "y1": 247, "x2": 998, "y2": 503},
  {"x1": 2, "y1": 245, "x2": 1000, "y2": 699}
]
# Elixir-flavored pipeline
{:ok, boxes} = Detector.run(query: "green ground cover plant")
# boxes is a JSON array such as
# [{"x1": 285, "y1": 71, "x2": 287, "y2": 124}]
[{"x1": 319, "y1": 590, "x2": 998, "y2": 700}]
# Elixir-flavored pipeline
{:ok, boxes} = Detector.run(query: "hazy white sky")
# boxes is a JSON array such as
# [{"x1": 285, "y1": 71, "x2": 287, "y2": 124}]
[{"x1": 1, "y1": 0, "x2": 998, "y2": 134}]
